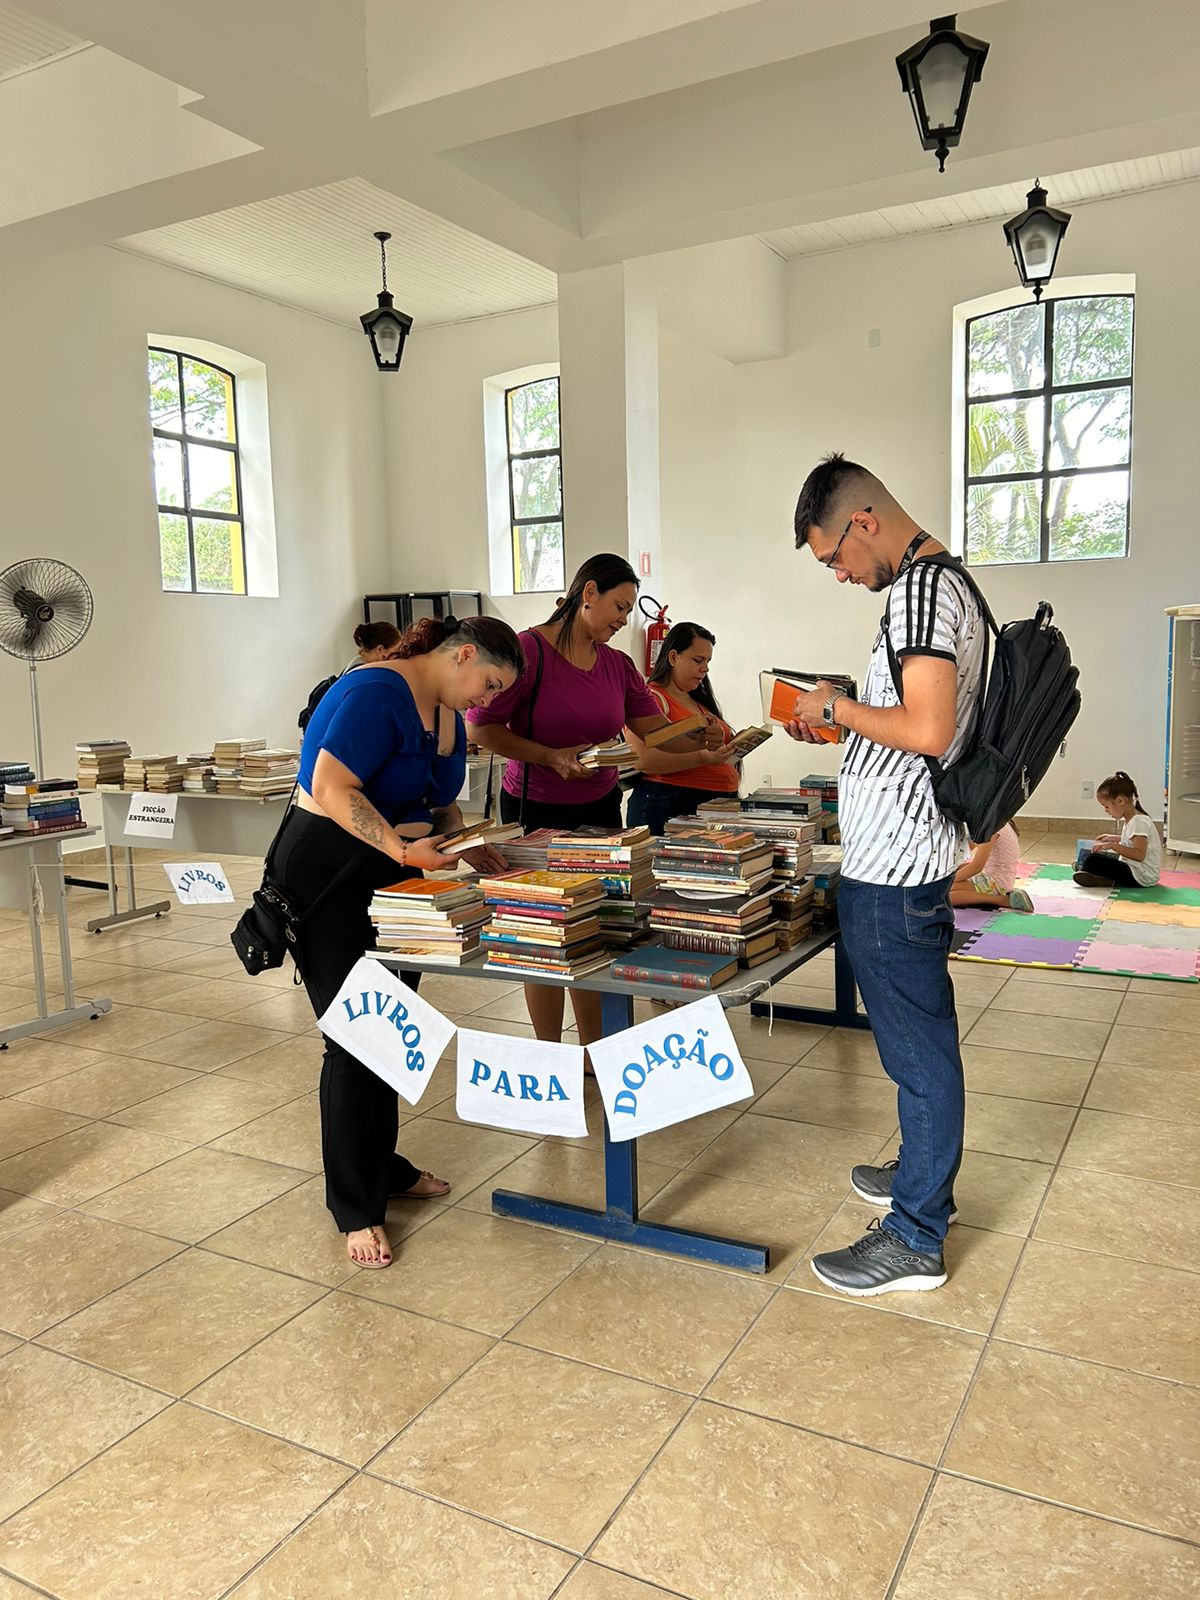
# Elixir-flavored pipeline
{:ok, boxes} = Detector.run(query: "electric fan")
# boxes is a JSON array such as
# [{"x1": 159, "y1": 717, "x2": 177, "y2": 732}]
[{"x1": 0, "y1": 558, "x2": 94, "y2": 776}]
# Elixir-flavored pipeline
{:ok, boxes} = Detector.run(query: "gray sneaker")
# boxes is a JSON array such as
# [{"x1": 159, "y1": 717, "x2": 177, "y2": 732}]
[
  {"x1": 811, "y1": 1218, "x2": 946, "y2": 1296},
  {"x1": 851, "y1": 1159, "x2": 958, "y2": 1224}
]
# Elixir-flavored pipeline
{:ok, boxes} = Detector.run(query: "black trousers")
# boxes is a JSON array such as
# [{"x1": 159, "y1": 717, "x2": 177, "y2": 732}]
[
  {"x1": 273, "y1": 810, "x2": 422, "y2": 1231},
  {"x1": 626, "y1": 777, "x2": 731, "y2": 837},
  {"x1": 499, "y1": 785, "x2": 624, "y2": 832},
  {"x1": 1079, "y1": 850, "x2": 1139, "y2": 887}
]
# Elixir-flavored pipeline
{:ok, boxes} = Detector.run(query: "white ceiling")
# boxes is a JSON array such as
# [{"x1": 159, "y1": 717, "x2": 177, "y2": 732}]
[
  {"x1": 0, "y1": 1, "x2": 87, "y2": 80},
  {"x1": 757, "y1": 149, "x2": 1200, "y2": 259},
  {"x1": 116, "y1": 178, "x2": 557, "y2": 329}
]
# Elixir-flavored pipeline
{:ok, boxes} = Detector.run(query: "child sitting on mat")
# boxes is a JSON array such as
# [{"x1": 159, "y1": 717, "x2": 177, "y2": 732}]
[
  {"x1": 950, "y1": 821, "x2": 1034, "y2": 913},
  {"x1": 1074, "y1": 770, "x2": 1163, "y2": 888}
]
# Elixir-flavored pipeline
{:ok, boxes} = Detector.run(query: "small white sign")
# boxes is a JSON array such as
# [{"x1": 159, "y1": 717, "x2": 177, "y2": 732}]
[
  {"x1": 588, "y1": 994, "x2": 754, "y2": 1142},
  {"x1": 125, "y1": 792, "x2": 178, "y2": 839},
  {"x1": 455, "y1": 1028, "x2": 587, "y2": 1138},
  {"x1": 163, "y1": 861, "x2": 234, "y2": 905},
  {"x1": 318, "y1": 956, "x2": 456, "y2": 1106}
]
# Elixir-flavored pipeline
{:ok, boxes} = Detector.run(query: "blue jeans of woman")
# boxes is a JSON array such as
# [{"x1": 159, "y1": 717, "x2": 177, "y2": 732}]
[{"x1": 837, "y1": 872, "x2": 963, "y2": 1253}]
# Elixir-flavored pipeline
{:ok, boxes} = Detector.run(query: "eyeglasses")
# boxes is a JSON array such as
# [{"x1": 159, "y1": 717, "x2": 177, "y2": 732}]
[{"x1": 821, "y1": 505, "x2": 872, "y2": 570}]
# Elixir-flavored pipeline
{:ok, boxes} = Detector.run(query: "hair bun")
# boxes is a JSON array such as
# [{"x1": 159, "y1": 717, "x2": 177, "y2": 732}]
[{"x1": 443, "y1": 614, "x2": 459, "y2": 633}]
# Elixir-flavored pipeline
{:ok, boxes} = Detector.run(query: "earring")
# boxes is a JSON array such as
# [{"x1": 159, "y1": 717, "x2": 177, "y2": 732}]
[{"x1": 584, "y1": 603, "x2": 590, "y2": 610}]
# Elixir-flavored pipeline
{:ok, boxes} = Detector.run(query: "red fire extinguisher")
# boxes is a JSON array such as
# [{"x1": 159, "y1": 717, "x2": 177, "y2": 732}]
[{"x1": 639, "y1": 594, "x2": 670, "y2": 676}]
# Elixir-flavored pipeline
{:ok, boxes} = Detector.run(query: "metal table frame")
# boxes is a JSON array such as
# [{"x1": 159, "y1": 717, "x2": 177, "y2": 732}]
[
  {"x1": 0, "y1": 827, "x2": 112, "y2": 1046},
  {"x1": 378, "y1": 927, "x2": 868, "y2": 1273}
]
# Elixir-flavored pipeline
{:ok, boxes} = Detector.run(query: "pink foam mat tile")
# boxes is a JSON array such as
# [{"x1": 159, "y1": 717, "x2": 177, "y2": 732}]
[
  {"x1": 1076, "y1": 941, "x2": 1199, "y2": 980},
  {"x1": 1162, "y1": 869, "x2": 1200, "y2": 890}
]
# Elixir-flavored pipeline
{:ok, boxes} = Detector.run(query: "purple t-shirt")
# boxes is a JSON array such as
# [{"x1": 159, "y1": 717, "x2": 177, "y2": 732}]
[{"x1": 467, "y1": 629, "x2": 660, "y2": 805}]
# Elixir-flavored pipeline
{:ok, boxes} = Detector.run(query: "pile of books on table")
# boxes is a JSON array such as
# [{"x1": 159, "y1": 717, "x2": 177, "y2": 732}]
[
  {"x1": 1, "y1": 777, "x2": 84, "y2": 837},
  {"x1": 240, "y1": 749, "x2": 299, "y2": 798},
  {"x1": 546, "y1": 825, "x2": 654, "y2": 949},
  {"x1": 808, "y1": 845, "x2": 843, "y2": 930},
  {"x1": 651, "y1": 826, "x2": 774, "y2": 896},
  {"x1": 495, "y1": 827, "x2": 559, "y2": 873},
  {"x1": 183, "y1": 752, "x2": 217, "y2": 794},
  {"x1": 798, "y1": 773, "x2": 840, "y2": 814},
  {"x1": 0, "y1": 762, "x2": 35, "y2": 839},
  {"x1": 646, "y1": 880, "x2": 778, "y2": 971},
  {"x1": 770, "y1": 880, "x2": 815, "y2": 949},
  {"x1": 368, "y1": 879, "x2": 489, "y2": 965},
  {"x1": 212, "y1": 737, "x2": 266, "y2": 795},
  {"x1": 577, "y1": 738, "x2": 638, "y2": 777},
  {"x1": 669, "y1": 804, "x2": 816, "y2": 884},
  {"x1": 75, "y1": 740, "x2": 130, "y2": 790},
  {"x1": 477, "y1": 869, "x2": 610, "y2": 980},
  {"x1": 123, "y1": 754, "x2": 185, "y2": 792}
]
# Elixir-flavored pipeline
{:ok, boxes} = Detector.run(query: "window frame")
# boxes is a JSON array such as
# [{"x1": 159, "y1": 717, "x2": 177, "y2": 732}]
[
  {"x1": 962, "y1": 292, "x2": 1135, "y2": 566},
  {"x1": 504, "y1": 375, "x2": 564, "y2": 595},
  {"x1": 150, "y1": 345, "x2": 247, "y2": 595}
]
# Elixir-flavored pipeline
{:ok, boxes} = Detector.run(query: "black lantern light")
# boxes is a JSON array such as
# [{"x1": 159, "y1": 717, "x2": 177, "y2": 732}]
[
  {"x1": 1003, "y1": 181, "x2": 1072, "y2": 301},
  {"x1": 896, "y1": 14, "x2": 990, "y2": 173},
  {"x1": 360, "y1": 230, "x2": 413, "y2": 372}
]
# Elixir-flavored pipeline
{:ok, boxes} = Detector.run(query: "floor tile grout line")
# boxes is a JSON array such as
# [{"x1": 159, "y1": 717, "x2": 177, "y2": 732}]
[
  {"x1": 0, "y1": 1561, "x2": 61, "y2": 1599},
  {"x1": 933, "y1": 1468, "x2": 1200, "y2": 1550}
]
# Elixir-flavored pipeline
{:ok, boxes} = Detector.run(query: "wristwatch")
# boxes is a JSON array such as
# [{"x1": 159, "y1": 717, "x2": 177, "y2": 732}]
[{"x1": 822, "y1": 690, "x2": 845, "y2": 728}]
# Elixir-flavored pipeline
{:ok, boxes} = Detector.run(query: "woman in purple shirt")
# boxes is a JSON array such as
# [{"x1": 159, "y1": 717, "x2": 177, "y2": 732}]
[{"x1": 469, "y1": 553, "x2": 715, "y2": 1048}]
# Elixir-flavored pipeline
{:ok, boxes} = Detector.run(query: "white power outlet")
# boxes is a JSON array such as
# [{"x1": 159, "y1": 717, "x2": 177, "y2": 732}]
[
  {"x1": 1080, "y1": 780, "x2": 1095, "y2": 799},
  {"x1": 760, "y1": 773, "x2": 771, "y2": 788}
]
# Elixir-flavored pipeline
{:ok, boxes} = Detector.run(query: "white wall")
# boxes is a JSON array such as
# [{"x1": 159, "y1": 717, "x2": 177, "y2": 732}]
[
  {"x1": 0, "y1": 245, "x2": 391, "y2": 792},
  {"x1": 382, "y1": 304, "x2": 560, "y2": 634},
  {"x1": 658, "y1": 183, "x2": 1200, "y2": 819}
]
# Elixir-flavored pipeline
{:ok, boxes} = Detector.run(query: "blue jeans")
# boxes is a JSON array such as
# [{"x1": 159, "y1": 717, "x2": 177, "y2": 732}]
[
  {"x1": 837, "y1": 872, "x2": 964, "y2": 1253},
  {"x1": 626, "y1": 779, "x2": 731, "y2": 837}
]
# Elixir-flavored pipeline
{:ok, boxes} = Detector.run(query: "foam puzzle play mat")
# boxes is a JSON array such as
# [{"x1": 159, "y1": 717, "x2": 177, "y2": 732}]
[{"x1": 951, "y1": 864, "x2": 1200, "y2": 982}]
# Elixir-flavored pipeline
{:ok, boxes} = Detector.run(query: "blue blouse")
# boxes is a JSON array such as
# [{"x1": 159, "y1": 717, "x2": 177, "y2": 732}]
[{"x1": 297, "y1": 666, "x2": 466, "y2": 826}]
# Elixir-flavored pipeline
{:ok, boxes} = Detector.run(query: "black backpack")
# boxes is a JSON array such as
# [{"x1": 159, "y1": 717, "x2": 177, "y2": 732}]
[
  {"x1": 298, "y1": 674, "x2": 338, "y2": 733},
  {"x1": 883, "y1": 553, "x2": 1081, "y2": 841}
]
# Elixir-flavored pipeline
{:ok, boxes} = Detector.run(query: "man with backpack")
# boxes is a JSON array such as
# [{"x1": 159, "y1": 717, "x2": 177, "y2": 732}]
[{"x1": 785, "y1": 454, "x2": 988, "y2": 1296}]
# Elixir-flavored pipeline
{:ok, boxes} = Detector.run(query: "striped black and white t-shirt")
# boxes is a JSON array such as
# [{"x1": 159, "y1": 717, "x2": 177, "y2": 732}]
[{"x1": 839, "y1": 558, "x2": 985, "y2": 886}]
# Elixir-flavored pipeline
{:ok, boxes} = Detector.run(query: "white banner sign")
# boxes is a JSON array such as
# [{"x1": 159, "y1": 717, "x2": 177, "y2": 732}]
[
  {"x1": 318, "y1": 957, "x2": 456, "y2": 1106},
  {"x1": 455, "y1": 1028, "x2": 587, "y2": 1138},
  {"x1": 588, "y1": 994, "x2": 753, "y2": 1142},
  {"x1": 125, "y1": 792, "x2": 178, "y2": 839},
  {"x1": 163, "y1": 861, "x2": 234, "y2": 904}
]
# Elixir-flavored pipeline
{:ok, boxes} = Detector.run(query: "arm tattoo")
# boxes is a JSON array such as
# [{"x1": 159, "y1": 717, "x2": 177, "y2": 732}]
[{"x1": 348, "y1": 789, "x2": 386, "y2": 849}]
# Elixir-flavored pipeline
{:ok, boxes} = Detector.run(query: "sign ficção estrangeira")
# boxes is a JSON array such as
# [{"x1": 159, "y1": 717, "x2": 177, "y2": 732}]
[{"x1": 586, "y1": 994, "x2": 753, "y2": 1141}]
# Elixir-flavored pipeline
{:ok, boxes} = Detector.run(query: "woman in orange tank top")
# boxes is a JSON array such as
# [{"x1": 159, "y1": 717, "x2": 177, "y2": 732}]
[{"x1": 626, "y1": 622, "x2": 739, "y2": 836}]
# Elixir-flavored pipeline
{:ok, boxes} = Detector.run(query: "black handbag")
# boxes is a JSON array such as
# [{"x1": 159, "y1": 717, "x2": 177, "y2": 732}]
[{"x1": 230, "y1": 797, "x2": 360, "y2": 977}]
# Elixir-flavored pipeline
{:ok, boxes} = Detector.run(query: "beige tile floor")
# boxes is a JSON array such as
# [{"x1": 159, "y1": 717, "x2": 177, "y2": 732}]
[{"x1": 0, "y1": 835, "x2": 1198, "y2": 1598}]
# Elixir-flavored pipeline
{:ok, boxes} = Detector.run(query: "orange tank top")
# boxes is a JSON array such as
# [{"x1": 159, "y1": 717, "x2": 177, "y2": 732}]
[{"x1": 645, "y1": 686, "x2": 740, "y2": 793}]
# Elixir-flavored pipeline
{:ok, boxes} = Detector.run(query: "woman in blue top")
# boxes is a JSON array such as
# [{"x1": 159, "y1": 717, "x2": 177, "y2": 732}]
[{"x1": 274, "y1": 614, "x2": 524, "y2": 1270}]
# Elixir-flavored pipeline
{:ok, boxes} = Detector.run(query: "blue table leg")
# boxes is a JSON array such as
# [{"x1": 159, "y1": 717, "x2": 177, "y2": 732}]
[
  {"x1": 750, "y1": 935, "x2": 872, "y2": 1030},
  {"x1": 491, "y1": 989, "x2": 770, "y2": 1272}
]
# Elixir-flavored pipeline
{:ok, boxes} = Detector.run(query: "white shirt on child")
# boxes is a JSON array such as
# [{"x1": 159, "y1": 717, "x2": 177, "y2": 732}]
[{"x1": 1120, "y1": 814, "x2": 1162, "y2": 887}]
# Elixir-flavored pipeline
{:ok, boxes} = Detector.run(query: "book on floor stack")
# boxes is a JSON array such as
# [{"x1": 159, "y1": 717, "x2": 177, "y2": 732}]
[
  {"x1": 367, "y1": 879, "x2": 489, "y2": 965},
  {"x1": 183, "y1": 752, "x2": 217, "y2": 794},
  {"x1": 651, "y1": 826, "x2": 775, "y2": 896},
  {"x1": 240, "y1": 748, "x2": 299, "y2": 798},
  {"x1": 75, "y1": 740, "x2": 131, "y2": 790},
  {"x1": 1, "y1": 778, "x2": 84, "y2": 836},
  {"x1": 577, "y1": 738, "x2": 638, "y2": 778},
  {"x1": 122, "y1": 754, "x2": 184, "y2": 793},
  {"x1": 770, "y1": 880, "x2": 815, "y2": 949},
  {"x1": 477, "y1": 869, "x2": 610, "y2": 980},
  {"x1": 545, "y1": 825, "x2": 655, "y2": 949}
]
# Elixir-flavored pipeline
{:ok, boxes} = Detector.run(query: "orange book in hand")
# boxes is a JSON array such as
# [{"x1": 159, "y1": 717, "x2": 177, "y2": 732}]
[{"x1": 760, "y1": 673, "x2": 848, "y2": 744}]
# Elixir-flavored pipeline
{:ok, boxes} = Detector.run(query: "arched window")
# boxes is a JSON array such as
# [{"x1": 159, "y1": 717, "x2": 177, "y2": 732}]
[
  {"x1": 148, "y1": 347, "x2": 246, "y2": 593},
  {"x1": 961, "y1": 291, "x2": 1134, "y2": 565}
]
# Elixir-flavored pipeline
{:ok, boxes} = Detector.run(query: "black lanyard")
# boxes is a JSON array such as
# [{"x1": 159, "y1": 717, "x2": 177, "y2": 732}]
[{"x1": 894, "y1": 531, "x2": 931, "y2": 582}]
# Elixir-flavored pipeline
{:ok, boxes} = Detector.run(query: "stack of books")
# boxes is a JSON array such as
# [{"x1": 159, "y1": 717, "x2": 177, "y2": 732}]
[
  {"x1": 647, "y1": 882, "x2": 778, "y2": 969},
  {"x1": 213, "y1": 737, "x2": 266, "y2": 795},
  {"x1": 665, "y1": 808, "x2": 816, "y2": 884},
  {"x1": 808, "y1": 845, "x2": 843, "y2": 929},
  {"x1": 478, "y1": 869, "x2": 609, "y2": 980},
  {"x1": 368, "y1": 879, "x2": 489, "y2": 965},
  {"x1": 798, "y1": 774, "x2": 840, "y2": 815},
  {"x1": 577, "y1": 738, "x2": 638, "y2": 777},
  {"x1": 610, "y1": 944, "x2": 740, "y2": 992},
  {"x1": 0, "y1": 762, "x2": 35, "y2": 838},
  {"x1": 546, "y1": 826, "x2": 655, "y2": 949},
  {"x1": 75, "y1": 741, "x2": 131, "y2": 790},
  {"x1": 743, "y1": 787, "x2": 823, "y2": 819},
  {"x1": 651, "y1": 827, "x2": 774, "y2": 896},
  {"x1": 438, "y1": 819, "x2": 524, "y2": 857},
  {"x1": 123, "y1": 754, "x2": 185, "y2": 792},
  {"x1": 183, "y1": 752, "x2": 217, "y2": 794},
  {"x1": 1, "y1": 778, "x2": 84, "y2": 836},
  {"x1": 495, "y1": 827, "x2": 559, "y2": 872},
  {"x1": 770, "y1": 881, "x2": 815, "y2": 949},
  {"x1": 240, "y1": 749, "x2": 299, "y2": 798}
]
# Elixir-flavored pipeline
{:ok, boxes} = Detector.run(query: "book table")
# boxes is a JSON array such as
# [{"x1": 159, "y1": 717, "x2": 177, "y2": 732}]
[
  {"x1": 86, "y1": 790, "x2": 289, "y2": 933},
  {"x1": 0, "y1": 827, "x2": 112, "y2": 1046},
  {"x1": 377, "y1": 930, "x2": 868, "y2": 1274}
]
